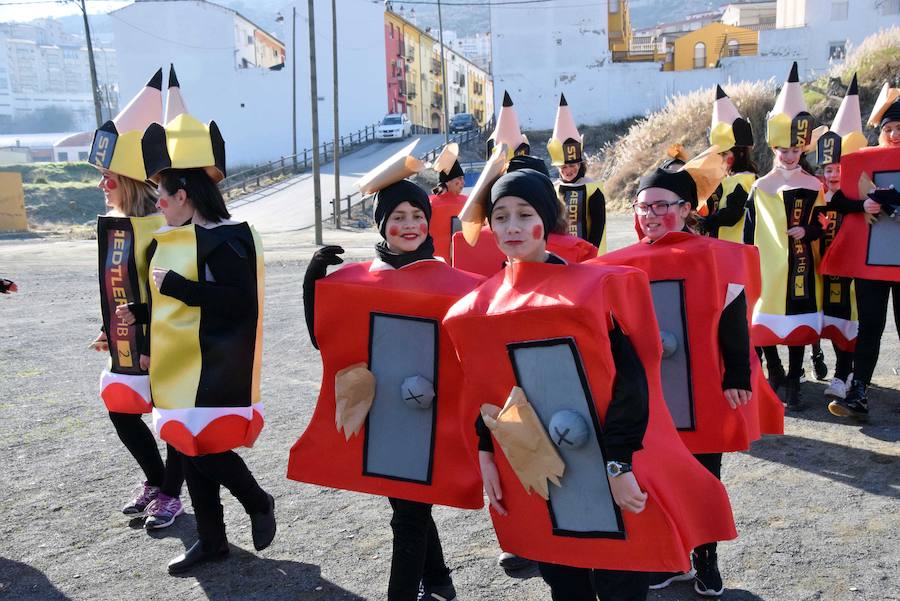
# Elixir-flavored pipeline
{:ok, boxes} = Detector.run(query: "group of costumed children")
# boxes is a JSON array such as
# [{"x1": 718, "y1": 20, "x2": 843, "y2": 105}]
[{"x1": 88, "y1": 60, "x2": 899, "y2": 601}]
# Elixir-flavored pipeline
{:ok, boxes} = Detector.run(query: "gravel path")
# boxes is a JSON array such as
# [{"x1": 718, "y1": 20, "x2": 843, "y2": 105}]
[{"x1": 0, "y1": 216, "x2": 897, "y2": 601}]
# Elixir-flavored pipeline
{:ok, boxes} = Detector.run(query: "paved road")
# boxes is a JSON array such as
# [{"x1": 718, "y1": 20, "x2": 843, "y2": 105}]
[{"x1": 231, "y1": 134, "x2": 447, "y2": 234}]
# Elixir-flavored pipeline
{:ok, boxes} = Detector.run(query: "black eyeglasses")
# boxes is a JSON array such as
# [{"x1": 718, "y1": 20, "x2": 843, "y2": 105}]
[{"x1": 632, "y1": 200, "x2": 685, "y2": 216}]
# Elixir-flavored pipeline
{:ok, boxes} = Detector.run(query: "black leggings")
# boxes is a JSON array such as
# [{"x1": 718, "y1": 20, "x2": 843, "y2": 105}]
[
  {"x1": 108, "y1": 412, "x2": 183, "y2": 497},
  {"x1": 760, "y1": 345, "x2": 805, "y2": 379},
  {"x1": 853, "y1": 278, "x2": 900, "y2": 385},
  {"x1": 387, "y1": 497, "x2": 451, "y2": 601},
  {"x1": 833, "y1": 344, "x2": 854, "y2": 382},
  {"x1": 693, "y1": 453, "x2": 723, "y2": 558},
  {"x1": 182, "y1": 451, "x2": 269, "y2": 548},
  {"x1": 536, "y1": 562, "x2": 650, "y2": 601}
]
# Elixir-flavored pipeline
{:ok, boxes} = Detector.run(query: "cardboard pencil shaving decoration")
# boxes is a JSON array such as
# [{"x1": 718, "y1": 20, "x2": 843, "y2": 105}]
[
  {"x1": 682, "y1": 145, "x2": 727, "y2": 209},
  {"x1": 867, "y1": 81, "x2": 900, "y2": 128},
  {"x1": 547, "y1": 93, "x2": 584, "y2": 166},
  {"x1": 480, "y1": 386, "x2": 565, "y2": 500},
  {"x1": 458, "y1": 142, "x2": 510, "y2": 245},
  {"x1": 356, "y1": 139, "x2": 424, "y2": 196},
  {"x1": 487, "y1": 91, "x2": 529, "y2": 159},
  {"x1": 709, "y1": 84, "x2": 753, "y2": 149},
  {"x1": 89, "y1": 68, "x2": 163, "y2": 182},
  {"x1": 766, "y1": 61, "x2": 818, "y2": 150},
  {"x1": 432, "y1": 142, "x2": 459, "y2": 174},
  {"x1": 140, "y1": 66, "x2": 226, "y2": 183},
  {"x1": 818, "y1": 74, "x2": 868, "y2": 166},
  {"x1": 334, "y1": 363, "x2": 376, "y2": 441}
]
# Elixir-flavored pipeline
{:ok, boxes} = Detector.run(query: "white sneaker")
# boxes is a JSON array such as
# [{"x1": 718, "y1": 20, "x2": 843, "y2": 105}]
[{"x1": 824, "y1": 378, "x2": 846, "y2": 400}]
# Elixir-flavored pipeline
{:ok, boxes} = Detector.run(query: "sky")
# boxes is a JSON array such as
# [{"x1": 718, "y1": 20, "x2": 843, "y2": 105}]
[{"x1": 0, "y1": 0, "x2": 129, "y2": 23}]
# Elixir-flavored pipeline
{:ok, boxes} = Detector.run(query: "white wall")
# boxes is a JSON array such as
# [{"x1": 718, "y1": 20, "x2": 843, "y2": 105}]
[{"x1": 112, "y1": 0, "x2": 385, "y2": 169}]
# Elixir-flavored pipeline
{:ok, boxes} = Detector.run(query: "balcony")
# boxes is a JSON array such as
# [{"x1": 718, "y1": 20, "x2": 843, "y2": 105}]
[
  {"x1": 430, "y1": 58, "x2": 441, "y2": 74},
  {"x1": 431, "y1": 93, "x2": 443, "y2": 109}
]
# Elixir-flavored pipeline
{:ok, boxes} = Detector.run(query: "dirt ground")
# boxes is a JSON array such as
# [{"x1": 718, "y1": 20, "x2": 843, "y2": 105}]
[{"x1": 0, "y1": 215, "x2": 897, "y2": 601}]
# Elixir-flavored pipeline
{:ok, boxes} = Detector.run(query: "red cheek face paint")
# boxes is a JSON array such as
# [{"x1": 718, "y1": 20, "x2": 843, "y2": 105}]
[
  {"x1": 388, "y1": 226, "x2": 400, "y2": 237},
  {"x1": 662, "y1": 212, "x2": 677, "y2": 231},
  {"x1": 105, "y1": 179, "x2": 118, "y2": 190},
  {"x1": 531, "y1": 224, "x2": 543, "y2": 240},
  {"x1": 419, "y1": 223, "x2": 427, "y2": 234},
  {"x1": 158, "y1": 198, "x2": 169, "y2": 209}
]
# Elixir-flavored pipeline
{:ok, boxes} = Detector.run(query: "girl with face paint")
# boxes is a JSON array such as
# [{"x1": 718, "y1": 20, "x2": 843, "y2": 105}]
[
  {"x1": 87, "y1": 67, "x2": 188, "y2": 534},
  {"x1": 449, "y1": 169, "x2": 690, "y2": 601},
  {"x1": 298, "y1": 176, "x2": 485, "y2": 601}
]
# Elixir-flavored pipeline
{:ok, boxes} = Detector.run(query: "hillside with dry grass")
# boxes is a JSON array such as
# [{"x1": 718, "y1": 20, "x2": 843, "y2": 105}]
[{"x1": 590, "y1": 27, "x2": 900, "y2": 212}]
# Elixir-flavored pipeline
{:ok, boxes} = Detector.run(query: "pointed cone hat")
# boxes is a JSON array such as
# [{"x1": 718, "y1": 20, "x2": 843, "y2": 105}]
[
  {"x1": 682, "y1": 145, "x2": 727, "y2": 211},
  {"x1": 486, "y1": 91, "x2": 529, "y2": 160},
  {"x1": 89, "y1": 68, "x2": 164, "y2": 182},
  {"x1": 709, "y1": 85, "x2": 753, "y2": 149},
  {"x1": 547, "y1": 93, "x2": 584, "y2": 166},
  {"x1": 767, "y1": 62, "x2": 816, "y2": 148},
  {"x1": 459, "y1": 143, "x2": 509, "y2": 245},
  {"x1": 818, "y1": 74, "x2": 868, "y2": 165},
  {"x1": 164, "y1": 64, "x2": 189, "y2": 124},
  {"x1": 141, "y1": 69, "x2": 226, "y2": 183},
  {"x1": 432, "y1": 142, "x2": 464, "y2": 183},
  {"x1": 356, "y1": 139, "x2": 424, "y2": 196},
  {"x1": 867, "y1": 81, "x2": 900, "y2": 128}
]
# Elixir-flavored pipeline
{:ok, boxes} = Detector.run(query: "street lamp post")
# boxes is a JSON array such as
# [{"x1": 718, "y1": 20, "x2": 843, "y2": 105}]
[
  {"x1": 436, "y1": 0, "x2": 450, "y2": 144},
  {"x1": 308, "y1": 0, "x2": 323, "y2": 245}
]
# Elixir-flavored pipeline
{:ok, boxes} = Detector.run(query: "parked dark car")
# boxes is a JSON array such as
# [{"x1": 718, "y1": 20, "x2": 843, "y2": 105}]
[{"x1": 449, "y1": 113, "x2": 477, "y2": 133}]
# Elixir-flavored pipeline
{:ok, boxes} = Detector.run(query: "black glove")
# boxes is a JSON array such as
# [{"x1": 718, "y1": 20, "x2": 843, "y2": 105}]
[
  {"x1": 0, "y1": 279, "x2": 16, "y2": 294},
  {"x1": 303, "y1": 245, "x2": 345, "y2": 349},
  {"x1": 868, "y1": 187, "x2": 900, "y2": 218}
]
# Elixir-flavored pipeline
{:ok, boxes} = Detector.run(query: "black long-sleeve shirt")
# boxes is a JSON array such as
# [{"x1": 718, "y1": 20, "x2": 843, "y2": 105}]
[{"x1": 718, "y1": 290, "x2": 751, "y2": 391}]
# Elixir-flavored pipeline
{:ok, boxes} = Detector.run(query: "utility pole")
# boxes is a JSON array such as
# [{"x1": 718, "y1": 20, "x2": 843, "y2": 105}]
[
  {"x1": 331, "y1": 0, "x2": 341, "y2": 229},
  {"x1": 292, "y1": 7, "x2": 298, "y2": 170},
  {"x1": 77, "y1": 0, "x2": 103, "y2": 127},
  {"x1": 436, "y1": 0, "x2": 450, "y2": 144},
  {"x1": 308, "y1": 0, "x2": 323, "y2": 245}
]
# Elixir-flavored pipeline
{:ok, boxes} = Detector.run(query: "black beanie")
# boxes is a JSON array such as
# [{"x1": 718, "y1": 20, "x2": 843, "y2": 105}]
[
  {"x1": 637, "y1": 168, "x2": 698, "y2": 208},
  {"x1": 507, "y1": 154, "x2": 550, "y2": 177},
  {"x1": 438, "y1": 160, "x2": 465, "y2": 183},
  {"x1": 489, "y1": 169, "x2": 559, "y2": 240},
  {"x1": 881, "y1": 98, "x2": 900, "y2": 128},
  {"x1": 373, "y1": 179, "x2": 431, "y2": 237}
]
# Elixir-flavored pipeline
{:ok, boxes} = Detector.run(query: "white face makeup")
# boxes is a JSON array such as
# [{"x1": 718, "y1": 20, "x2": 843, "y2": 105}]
[
  {"x1": 634, "y1": 187, "x2": 689, "y2": 242},
  {"x1": 490, "y1": 196, "x2": 548, "y2": 263},
  {"x1": 384, "y1": 201, "x2": 428, "y2": 253}
]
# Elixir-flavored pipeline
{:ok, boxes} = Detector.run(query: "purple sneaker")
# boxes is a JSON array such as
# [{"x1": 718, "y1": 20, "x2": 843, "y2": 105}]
[
  {"x1": 122, "y1": 482, "x2": 159, "y2": 517},
  {"x1": 145, "y1": 493, "x2": 184, "y2": 529}
]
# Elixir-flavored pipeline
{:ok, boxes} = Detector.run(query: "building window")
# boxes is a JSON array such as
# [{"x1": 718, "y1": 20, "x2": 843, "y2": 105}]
[
  {"x1": 727, "y1": 39, "x2": 739, "y2": 57},
  {"x1": 58, "y1": 151, "x2": 68, "y2": 161},
  {"x1": 831, "y1": 0, "x2": 848, "y2": 20},
  {"x1": 883, "y1": 0, "x2": 900, "y2": 14},
  {"x1": 78, "y1": 151, "x2": 88, "y2": 160},
  {"x1": 828, "y1": 41, "x2": 846, "y2": 60},
  {"x1": 693, "y1": 42, "x2": 706, "y2": 69}
]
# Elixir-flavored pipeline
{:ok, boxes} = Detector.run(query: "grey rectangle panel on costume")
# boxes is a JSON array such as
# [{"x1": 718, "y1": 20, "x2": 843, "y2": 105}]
[
  {"x1": 450, "y1": 216, "x2": 462, "y2": 235},
  {"x1": 650, "y1": 280, "x2": 695, "y2": 430},
  {"x1": 509, "y1": 339, "x2": 623, "y2": 537},
  {"x1": 866, "y1": 216, "x2": 900, "y2": 267},
  {"x1": 364, "y1": 313, "x2": 437, "y2": 483}
]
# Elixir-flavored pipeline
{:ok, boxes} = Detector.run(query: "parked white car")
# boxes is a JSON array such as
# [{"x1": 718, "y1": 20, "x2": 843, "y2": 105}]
[{"x1": 375, "y1": 113, "x2": 412, "y2": 141}]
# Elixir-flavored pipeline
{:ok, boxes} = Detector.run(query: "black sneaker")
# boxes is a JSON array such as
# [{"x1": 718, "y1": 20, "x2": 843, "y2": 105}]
[
  {"x1": 648, "y1": 570, "x2": 695, "y2": 589},
  {"x1": 692, "y1": 550, "x2": 723, "y2": 597},
  {"x1": 829, "y1": 381, "x2": 869, "y2": 420},
  {"x1": 784, "y1": 378, "x2": 804, "y2": 412},
  {"x1": 812, "y1": 347, "x2": 828, "y2": 381},
  {"x1": 418, "y1": 582, "x2": 457, "y2": 601}
]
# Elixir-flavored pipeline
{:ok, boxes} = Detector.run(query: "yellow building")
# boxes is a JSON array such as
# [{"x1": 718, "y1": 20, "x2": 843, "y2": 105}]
[
  {"x1": 607, "y1": 0, "x2": 633, "y2": 58},
  {"x1": 384, "y1": 8, "x2": 493, "y2": 131},
  {"x1": 668, "y1": 23, "x2": 758, "y2": 71}
]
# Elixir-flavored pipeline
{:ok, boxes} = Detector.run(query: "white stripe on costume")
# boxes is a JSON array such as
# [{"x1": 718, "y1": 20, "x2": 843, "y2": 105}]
[
  {"x1": 823, "y1": 314, "x2": 858, "y2": 341},
  {"x1": 751, "y1": 310, "x2": 822, "y2": 339},
  {"x1": 724, "y1": 283, "x2": 745, "y2": 309},
  {"x1": 99, "y1": 370, "x2": 151, "y2": 406},
  {"x1": 152, "y1": 403, "x2": 265, "y2": 436}
]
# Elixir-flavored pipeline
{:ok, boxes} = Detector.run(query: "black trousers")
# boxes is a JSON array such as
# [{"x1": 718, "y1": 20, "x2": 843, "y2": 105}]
[
  {"x1": 536, "y1": 562, "x2": 650, "y2": 601},
  {"x1": 182, "y1": 451, "x2": 269, "y2": 548},
  {"x1": 693, "y1": 453, "x2": 724, "y2": 558},
  {"x1": 387, "y1": 497, "x2": 451, "y2": 601},
  {"x1": 108, "y1": 412, "x2": 183, "y2": 497},
  {"x1": 853, "y1": 278, "x2": 900, "y2": 385},
  {"x1": 760, "y1": 345, "x2": 806, "y2": 379}
]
